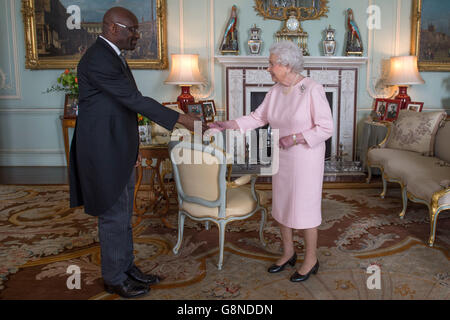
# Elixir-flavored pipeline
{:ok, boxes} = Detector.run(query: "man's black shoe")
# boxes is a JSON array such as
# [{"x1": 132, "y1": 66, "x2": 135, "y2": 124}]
[
  {"x1": 126, "y1": 265, "x2": 161, "y2": 285},
  {"x1": 104, "y1": 277, "x2": 150, "y2": 299}
]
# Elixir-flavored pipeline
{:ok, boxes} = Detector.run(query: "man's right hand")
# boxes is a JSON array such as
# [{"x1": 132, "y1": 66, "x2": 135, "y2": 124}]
[{"x1": 177, "y1": 113, "x2": 208, "y2": 133}]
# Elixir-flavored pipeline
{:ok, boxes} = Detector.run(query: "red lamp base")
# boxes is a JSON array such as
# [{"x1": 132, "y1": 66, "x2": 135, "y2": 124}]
[
  {"x1": 395, "y1": 86, "x2": 411, "y2": 110},
  {"x1": 177, "y1": 86, "x2": 195, "y2": 113}
]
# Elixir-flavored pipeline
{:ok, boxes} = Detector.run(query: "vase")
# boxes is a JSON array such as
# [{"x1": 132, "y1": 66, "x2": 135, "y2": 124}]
[
  {"x1": 248, "y1": 24, "x2": 262, "y2": 55},
  {"x1": 323, "y1": 25, "x2": 336, "y2": 56}
]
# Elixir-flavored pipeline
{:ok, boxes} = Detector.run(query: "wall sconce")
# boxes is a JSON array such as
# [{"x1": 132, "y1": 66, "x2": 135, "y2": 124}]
[
  {"x1": 164, "y1": 54, "x2": 205, "y2": 113},
  {"x1": 385, "y1": 55, "x2": 425, "y2": 110}
]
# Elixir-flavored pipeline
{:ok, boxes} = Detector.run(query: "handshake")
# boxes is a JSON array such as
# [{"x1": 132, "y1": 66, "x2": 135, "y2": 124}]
[{"x1": 191, "y1": 118, "x2": 305, "y2": 150}]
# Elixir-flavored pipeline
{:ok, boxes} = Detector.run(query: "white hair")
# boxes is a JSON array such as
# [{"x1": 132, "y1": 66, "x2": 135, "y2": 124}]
[{"x1": 269, "y1": 41, "x2": 304, "y2": 74}]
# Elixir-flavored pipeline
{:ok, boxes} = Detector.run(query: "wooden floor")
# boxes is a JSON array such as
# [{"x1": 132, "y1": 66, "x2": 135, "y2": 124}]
[{"x1": 0, "y1": 166, "x2": 387, "y2": 189}]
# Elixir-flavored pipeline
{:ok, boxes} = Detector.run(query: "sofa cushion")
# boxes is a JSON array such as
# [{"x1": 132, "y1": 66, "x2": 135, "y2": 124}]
[
  {"x1": 383, "y1": 153, "x2": 450, "y2": 185},
  {"x1": 386, "y1": 110, "x2": 446, "y2": 156},
  {"x1": 367, "y1": 148, "x2": 420, "y2": 168},
  {"x1": 434, "y1": 119, "x2": 450, "y2": 163},
  {"x1": 407, "y1": 176, "x2": 450, "y2": 207}
]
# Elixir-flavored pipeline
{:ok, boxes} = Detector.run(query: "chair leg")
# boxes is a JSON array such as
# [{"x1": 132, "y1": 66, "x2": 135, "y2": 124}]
[
  {"x1": 173, "y1": 212, "x2": 185, "y2": 254},
  {"x1": 259, "y1": 207, "x2": 267, "y2": 247},
  {"x1": 427, "y1": 208, "x2": 440, "y2": 247},
  {"x1": 399, "y1": 186, "x2": 408, "y2": 219},
  {"x1": 217, "y1": 221, "x2": 226, "y2": 270}
]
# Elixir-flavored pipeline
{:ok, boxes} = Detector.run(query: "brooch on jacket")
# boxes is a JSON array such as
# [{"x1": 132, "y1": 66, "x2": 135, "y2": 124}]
[{"x1": 299, "y1": 84, "x2": 306, "y2": 95}]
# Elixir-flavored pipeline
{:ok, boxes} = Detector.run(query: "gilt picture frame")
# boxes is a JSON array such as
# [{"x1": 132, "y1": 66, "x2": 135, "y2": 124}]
[
  {"x1": 411, "y1": 0, "x2": 450, "y2": 71},
  {"x1": 21, "y1": 0, "x2": 168, "y2": 70}
]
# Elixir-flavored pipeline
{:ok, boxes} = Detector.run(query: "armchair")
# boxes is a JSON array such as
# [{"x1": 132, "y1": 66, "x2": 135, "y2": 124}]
[{"x1": 168, "y1": 141, "x2": 267, "y2": 270}]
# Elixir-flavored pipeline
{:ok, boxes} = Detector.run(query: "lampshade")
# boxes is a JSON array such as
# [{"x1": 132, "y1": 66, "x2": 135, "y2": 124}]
[
  {"x1": 165, "y1": 54, "x2": 205, "y2": 85},
  {"x1": 385, "y1": 55, "x2": 425, "y2": 85}
]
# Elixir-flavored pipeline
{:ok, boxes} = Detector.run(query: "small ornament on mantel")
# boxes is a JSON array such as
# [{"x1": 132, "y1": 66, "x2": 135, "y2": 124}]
[
  {"x1": 220, "y1": 5, "x2": 239, "y2": 55},
  {"x1": 323, "y1": 25, "x2": 336, "y2": 56},
  {"x1": 345, "y1": 8, "x2": 363, "y2": 56},
  {"x1": 248, "y1": 24, "x2": 262, "y2": 55}
]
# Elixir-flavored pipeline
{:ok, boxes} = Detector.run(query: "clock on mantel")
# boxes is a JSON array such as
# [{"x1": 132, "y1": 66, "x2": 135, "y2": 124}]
[{"x1": 254, "y1": 0, "x2": 329, "y2": 56}]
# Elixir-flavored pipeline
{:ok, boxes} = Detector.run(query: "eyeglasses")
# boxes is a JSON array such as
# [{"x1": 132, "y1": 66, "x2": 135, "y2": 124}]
[{"x1": 114, "y1": 22, "x2": 139, "y2": 34}]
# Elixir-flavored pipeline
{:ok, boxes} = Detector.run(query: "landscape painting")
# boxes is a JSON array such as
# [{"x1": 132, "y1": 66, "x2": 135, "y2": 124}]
[
  {"x1": 411, "y1": 0, "x2": 450, "y2": 71},
  {"x1": 22, "y1": 0, "x2": 168, "y2": 69}
]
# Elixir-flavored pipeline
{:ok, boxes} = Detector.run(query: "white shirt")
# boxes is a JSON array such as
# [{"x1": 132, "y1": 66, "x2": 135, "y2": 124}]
[{"x1": 99, "y1": 35, "x2": 122, "y2": 57}]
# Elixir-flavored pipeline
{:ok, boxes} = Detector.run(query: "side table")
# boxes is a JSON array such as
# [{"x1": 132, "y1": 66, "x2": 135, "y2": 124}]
[
  {"x1": 133, "y1": 144, "x2": 174, "y2": 228},
  {"x1": 60, "y1": 116, "x2": 76, "y2": 168},
  {"x1": 360, "y1": 119, "x2": 388, "y2": 175}
]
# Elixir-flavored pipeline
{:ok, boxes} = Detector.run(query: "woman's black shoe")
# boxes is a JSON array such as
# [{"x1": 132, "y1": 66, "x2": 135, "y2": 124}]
[
  {"x1": 290, "y1": 260, "x2": 319, "y2": 282},
  {"x1": 267, "y1": 253, "x2": 297, "y2": 273}
]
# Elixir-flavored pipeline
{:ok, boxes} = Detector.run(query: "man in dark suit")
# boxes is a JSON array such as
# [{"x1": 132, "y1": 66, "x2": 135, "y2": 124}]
[{"x1": 69, "y1": 7, "x2": 204, "y2": 299}]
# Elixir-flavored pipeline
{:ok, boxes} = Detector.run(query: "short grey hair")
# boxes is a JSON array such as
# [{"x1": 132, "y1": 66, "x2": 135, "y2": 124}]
[{"x1": 269, "y1": 41, "x2": 304, "y2": 74}]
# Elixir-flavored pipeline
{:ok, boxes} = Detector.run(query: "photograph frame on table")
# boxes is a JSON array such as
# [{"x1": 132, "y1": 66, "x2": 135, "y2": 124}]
[
  {"x1": 373, "y1": 98, "x2": 388, "y2": 121},
  {"x1": 186, "y1": 102, "x2": 205, "y2": 122},
  {"x1": 406, "y1": 101, "x2": 424, "y2": 112},
  {"x1": 411, "y1": 0, "x2": 450, "y2": 71},
  {"x1": 21, "y1": 0, "x2": 168, "y2": 70},
  {"x1": 383, "y1": 99, "x2": 402, "y2": 122},
  {"x1": 200, "y1": 100, "x2": 216, "y2": 123},
  {"x1": 162, "y1": 101, "x2": 184, "y2": 114},
  {"x1": 63, "y1": 95, "x2": 78, "y2": 119}
]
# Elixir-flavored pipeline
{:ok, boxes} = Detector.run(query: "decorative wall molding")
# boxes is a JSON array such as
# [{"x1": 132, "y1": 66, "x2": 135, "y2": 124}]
[
  {"x1": 0, "y1": 108, "x2": 62, "y2": 114},
  {"x1": 0, "y1": 0, "x2": 21, "y2": 99},
  {"x1": 365, "y1": 0, "x2": 399, "y2": 99}
]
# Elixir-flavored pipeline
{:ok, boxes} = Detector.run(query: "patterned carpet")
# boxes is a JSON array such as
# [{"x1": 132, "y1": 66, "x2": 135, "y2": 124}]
[{"x1": 0, "y1": 184, "x2": 449, "y2": 300}]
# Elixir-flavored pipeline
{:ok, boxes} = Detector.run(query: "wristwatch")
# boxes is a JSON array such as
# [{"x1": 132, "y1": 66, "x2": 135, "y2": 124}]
[{"x1": 292, "y1": 134, "x2": 297, "y2": 145}]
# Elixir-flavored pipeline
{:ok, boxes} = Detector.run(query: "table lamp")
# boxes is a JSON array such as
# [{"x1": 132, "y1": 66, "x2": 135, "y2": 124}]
[
  {"x1": 164, "y1": 54, "x2": 205, "y2": 113},
  {"x1": 385, "y1": 55, "x2": 425, "y2": 110}
]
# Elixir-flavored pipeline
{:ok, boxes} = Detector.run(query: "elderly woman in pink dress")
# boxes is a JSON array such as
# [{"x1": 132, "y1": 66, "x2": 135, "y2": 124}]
[{"x1": 209, "y1": 41, "x2": 333, "y2": 282}]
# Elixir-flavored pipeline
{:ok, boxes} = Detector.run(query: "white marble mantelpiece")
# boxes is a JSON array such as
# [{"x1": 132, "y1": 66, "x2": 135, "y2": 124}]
[
  {"x1": 216, "y1": 55, "x2": 368, "y2": 161},
  {"x1": 215, "y1": 55, "x2": 368, "y2": 68}
]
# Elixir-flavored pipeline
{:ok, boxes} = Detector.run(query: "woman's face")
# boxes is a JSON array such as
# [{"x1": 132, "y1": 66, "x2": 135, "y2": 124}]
[{"x1": 267, "y1": 54, "x2": 290, "y2": 84}]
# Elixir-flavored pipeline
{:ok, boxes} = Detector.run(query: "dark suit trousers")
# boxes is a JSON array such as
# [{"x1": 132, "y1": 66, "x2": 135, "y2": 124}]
[{"x1": 98, "y1": 170, "x2": 135, "y2": 285}]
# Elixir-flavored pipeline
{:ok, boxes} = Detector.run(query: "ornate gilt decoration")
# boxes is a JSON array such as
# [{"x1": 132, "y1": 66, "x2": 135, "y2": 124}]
[
  {"x1": 253, "y1": 0, "x2": 329, "y2": 21},
  {"x1": 21, "y1": 0, "x2": 168, "y2": 70},
  {"x1": 253, "y1": 0, "x2": 329, "y2": 55}
]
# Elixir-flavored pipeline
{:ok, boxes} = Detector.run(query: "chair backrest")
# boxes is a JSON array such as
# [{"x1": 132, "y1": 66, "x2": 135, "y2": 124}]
[
  {"x1": 434, "y1": 118, "x2": 450, "y2": 163},
  {"x1": 169, "y1": 141, "x2": 228, "y2": 217}
]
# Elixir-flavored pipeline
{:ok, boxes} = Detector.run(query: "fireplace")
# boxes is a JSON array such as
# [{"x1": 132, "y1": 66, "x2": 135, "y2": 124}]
[{"x1": 216, "y1": 56, "x2": 368, "y2": 165}]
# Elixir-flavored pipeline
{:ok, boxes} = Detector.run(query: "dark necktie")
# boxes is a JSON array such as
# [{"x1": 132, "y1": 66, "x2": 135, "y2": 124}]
[
  {"x1": 119, "y1": 51, "x2": 128, "y2": 67},
  {"x1": 119, "y1": 52, "x2": 137, "y2": 89}
]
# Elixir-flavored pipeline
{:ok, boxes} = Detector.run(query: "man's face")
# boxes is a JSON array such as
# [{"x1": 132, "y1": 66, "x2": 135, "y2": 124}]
[{"x1": 114, "y1": 16, "x2": 140, "y2": 51}]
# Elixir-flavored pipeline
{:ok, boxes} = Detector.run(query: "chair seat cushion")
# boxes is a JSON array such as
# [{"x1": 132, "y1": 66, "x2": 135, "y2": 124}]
[{"x1": 181, "y1": 186, "x2": 265, "y2": 219}]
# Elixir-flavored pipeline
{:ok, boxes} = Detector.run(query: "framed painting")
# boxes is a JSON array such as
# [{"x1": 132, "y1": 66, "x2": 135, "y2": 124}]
[
  {"x1": 21, "y1": 0, "x2": 168, "y2": 70},
  {"x1": 411, "y1": 0, "x2": 450, "y2": 71}
]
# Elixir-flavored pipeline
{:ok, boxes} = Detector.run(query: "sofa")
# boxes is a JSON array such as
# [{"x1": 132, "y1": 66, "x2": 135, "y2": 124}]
[{"x1": 366, "y1": 110, "x2": 450, "y2": 247}]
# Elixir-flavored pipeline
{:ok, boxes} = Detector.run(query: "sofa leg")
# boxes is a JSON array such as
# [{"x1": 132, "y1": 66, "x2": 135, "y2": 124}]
[
  {"x1": 380, "y1": 173, "x2": 387, "y2": 199},
  {"x1": 399, "y1": 186, "x2": 408, "y2": 219},
  {"x1": 427, "y1": 208, "x2": 440, "y2": 247},
  {"x1": 366, "y1": 166, "x2": 372, "y2": 184}
]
